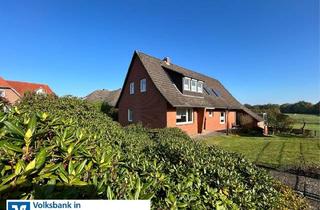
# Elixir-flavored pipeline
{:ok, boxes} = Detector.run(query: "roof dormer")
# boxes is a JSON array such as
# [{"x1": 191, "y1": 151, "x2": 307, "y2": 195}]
[{"x1": 183, "y1": 76, "x2": 204, "y2": 96}]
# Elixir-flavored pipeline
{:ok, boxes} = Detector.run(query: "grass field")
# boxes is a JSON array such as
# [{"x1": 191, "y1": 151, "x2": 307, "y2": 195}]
[
  {"x1": 287, "y1": 113, "x2": 320, "y2": 135},
  {"x1": 203, "y1": 135, "x2": 320, "y2": 171}
]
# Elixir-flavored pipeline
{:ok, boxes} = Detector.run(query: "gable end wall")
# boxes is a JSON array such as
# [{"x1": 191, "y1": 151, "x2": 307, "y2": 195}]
[
  {"x1": 0, "y1": 88, "x2": 20, "y2": 104},
  {"x1": 118, "y1": 56, "x2": 167, "y2": 128}
]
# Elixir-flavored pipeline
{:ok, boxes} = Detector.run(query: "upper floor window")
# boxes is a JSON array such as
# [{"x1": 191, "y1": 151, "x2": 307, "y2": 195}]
[
  {"x1": 128, "y1": 109, "x2": 133, "y2": 122},
  {"x1": 209, "y1": 110, "x2": 213, "y2": 117},
  {"x1": 191, "y1": 79, "x2": 197, "y2": 92},
  {"x1": 197, "y1": 81, "x2": 203, "y2": 93},
  {"x1": 0, "y1": 90, "x2": 5, "y2": 97},
  {"x1": 183, "y1": 77, "x2": 191, "y2": 91},
  {"x1": 220, "y1": 112, "x2": 225, "y2": 124},
  {"x1": 183, "y1": 77, "x2": 204, "y2": 93},
  {"x1": 176, "y1": 108, "x2": 193, "y2": 124},
  {"x1": 140, "y1": 78, "x2": 146, "y2": 92},
  {"x1": 130, "y1": 82, "x2": 134, "y2": 95}
]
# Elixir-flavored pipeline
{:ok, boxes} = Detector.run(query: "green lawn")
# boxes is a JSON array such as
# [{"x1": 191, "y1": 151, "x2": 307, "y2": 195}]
[
  {"x1": 286, "y1": 113, "x2": 320, "y2": 135},
  {"x1": 203, "y1": 135, "x2": 320, "y2": 170}
]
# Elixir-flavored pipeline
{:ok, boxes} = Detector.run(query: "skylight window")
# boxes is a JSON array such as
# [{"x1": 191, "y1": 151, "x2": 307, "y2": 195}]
[
  {"x1": 204, "y1": 86, "x2": 214, "y2": 95},
  {"x1": 203, "y1": 85, "x2": 221, "y2": 97},
  {"x1": 212, "y1": 89, "x2": 221, "y2": 97}
]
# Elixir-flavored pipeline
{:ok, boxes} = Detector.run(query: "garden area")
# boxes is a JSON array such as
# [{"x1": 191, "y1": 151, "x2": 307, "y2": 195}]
[
  {"x1": 287, "y1": 113, "x2": 320, "y2": 137},
  {"x1": 203, "y1": 135, "x2": 320, "y2": 174},
  {"x1": 245, "y1": 102, "x2": 319, "y2": 137},
  {"x1": 0, "y1": 95, "x2": 309, "y2": 209}
]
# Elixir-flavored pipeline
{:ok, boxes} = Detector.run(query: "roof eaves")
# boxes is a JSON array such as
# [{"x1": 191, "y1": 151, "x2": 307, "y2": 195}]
[
  {"x1": 115, "y1": 51, "x2": 138, "y2": 108},
  {"x1": 136, "y1": 52, "x2": 177, "y2": 107}
]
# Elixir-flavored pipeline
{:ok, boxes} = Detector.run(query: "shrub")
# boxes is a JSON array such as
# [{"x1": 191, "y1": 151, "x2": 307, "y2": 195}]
[
  {"x1": 0, "y1": 95, "x2": 307, "y2": 209},
  {"x1": 100, "y1": 101, "x2": 118, "y2": 121},
  {"x1": 274, "y1": 181, "x2": 309, "y2": 209},
  {"x1": 89, "y1": 100, "x2": 118, "y2": 121},
  {"x1": 0, "y1": 96, "x2": 11, "y2": 112}
]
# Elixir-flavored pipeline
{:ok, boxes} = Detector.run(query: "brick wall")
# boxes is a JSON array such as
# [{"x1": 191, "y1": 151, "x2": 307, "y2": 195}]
[
  {"x1": 118, "y1": 56, "x2": 167, "y2": 128},
  {"x1": 204, "y1": 110, "x2": 236, "y2": 131},
  {"x1": 238, "y1": 112, "x2": 257, "y2": 128},
  {"x1": 167, "y1": 105, "x2": 199, "y2": 135},
  {"x1": 227, "y1": 111, "x2": 236, "y2": 129},
  {"x1": 0, "y1": 88, "x2": 20, "y2": 104}
]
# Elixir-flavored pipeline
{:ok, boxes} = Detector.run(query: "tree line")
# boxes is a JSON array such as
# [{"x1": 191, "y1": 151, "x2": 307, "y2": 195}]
[
  {"x1": 244, "y1": 101, "x2": 319, "y2": 134},
  {"x1": 245, "y1": 101, "x2": 320, "y2": 115}
]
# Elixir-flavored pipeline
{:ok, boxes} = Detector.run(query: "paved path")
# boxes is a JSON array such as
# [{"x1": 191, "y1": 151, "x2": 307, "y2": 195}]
[
  {"x1": 192, "y1": 131, "x2": 226, "y2": 140},
  {"x1": 267, "y1": 169, "x2": 320, "y2": 210}
]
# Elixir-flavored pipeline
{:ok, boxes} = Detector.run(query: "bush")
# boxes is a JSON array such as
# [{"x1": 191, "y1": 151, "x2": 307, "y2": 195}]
[
  {"x1": 100, "y1": 101, "x2": 118, "y2": 121},
  {"x1": 0, "y1": 95, "x2": 307, "y2": 209},
  {"x1": 0, "y1": 96, "x2": 11, "y2": 112},
  {"x1": 90, "y1": 100, "x2": 118, "y2": 121},
  {"x1": 268, "y1": 113, "x2": 294, "y2": 134},
  {"x1": 280, "y1": 101, "x2": 320, "y2": 115}
]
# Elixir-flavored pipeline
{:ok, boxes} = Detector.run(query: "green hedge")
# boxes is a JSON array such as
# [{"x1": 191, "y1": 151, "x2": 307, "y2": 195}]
[{"x1": 0, "y1": 95, "x2": 308, "y2": 209}]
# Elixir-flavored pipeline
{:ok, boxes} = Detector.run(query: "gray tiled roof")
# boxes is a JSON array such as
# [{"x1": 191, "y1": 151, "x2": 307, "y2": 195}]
[{"x1": 119, "y1": 51, "x2": 263, "y2": 122}]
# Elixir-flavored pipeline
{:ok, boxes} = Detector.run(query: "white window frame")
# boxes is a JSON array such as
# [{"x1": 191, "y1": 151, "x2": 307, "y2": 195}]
[
  {"x1": 0, "y1": 89, "x2": 5, "y2": 97},
  {"x1": 209, "y1": 110, "x2": 213, "y2": 117},
  {"x1": 197, "y1": 81, "x2": 203, "y2": 93},
  {"x1": 176, "y1": 108, "x2": 193, "y2": 125},
  {"x1": 140, "y1": 78, "x2": 146, "y2": 92},
  {"x1": 129, "y1": 82, "x2": 134, "y2": 95},
  {"x1": 183, "y1": 77, "x2": 191, "y2": 91},
  {"x1": 128, "y1": 109, "x2": 133, "y2": 122},
  {"x1": 191, "y1": 79, "x2": 197, "y2": 92},
  {"x1": 220, "y1": 112, "x2": 225, "y2": 124}
]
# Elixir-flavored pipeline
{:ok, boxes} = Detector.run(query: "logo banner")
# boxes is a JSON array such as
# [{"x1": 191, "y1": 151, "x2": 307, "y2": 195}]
[{"x1": 7, "y1": 200, "x2": 150, "y2": 210}]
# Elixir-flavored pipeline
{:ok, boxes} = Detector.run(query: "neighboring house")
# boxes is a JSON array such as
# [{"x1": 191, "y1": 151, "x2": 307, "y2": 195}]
[
  {"x1": 116, "y1": 51, "x2": 267, "y2": 135},
  {"x1": 0, "y1": 77, "x2": 54, "y2": 104},
  {"x1": 85, "y1": 88, "x2": 121, "y2": 106}
]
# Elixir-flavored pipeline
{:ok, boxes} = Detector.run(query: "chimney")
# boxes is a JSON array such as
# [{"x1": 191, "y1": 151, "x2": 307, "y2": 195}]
[{"x1": 163, "y1": 57, "x2": 171, "y2": 65}]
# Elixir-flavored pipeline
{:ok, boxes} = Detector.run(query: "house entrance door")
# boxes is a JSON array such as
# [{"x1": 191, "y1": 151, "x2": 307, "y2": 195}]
[{"x1": 197, "y1": 108, "x2": 206, "y2": 134}]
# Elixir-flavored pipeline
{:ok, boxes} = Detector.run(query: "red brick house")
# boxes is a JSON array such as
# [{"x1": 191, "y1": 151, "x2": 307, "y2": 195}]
[
  {"x1": 116, "y1": 51, "x2": 266, "y2": 135},
  {"x1": 0, "y1": 77, "x2": 54, "y2": 104}
]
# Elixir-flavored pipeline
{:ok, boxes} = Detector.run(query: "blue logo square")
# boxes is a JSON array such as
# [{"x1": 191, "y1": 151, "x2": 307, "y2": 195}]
[{"x1": 7, "y1": 201, "x2": 30, "y2": 210}]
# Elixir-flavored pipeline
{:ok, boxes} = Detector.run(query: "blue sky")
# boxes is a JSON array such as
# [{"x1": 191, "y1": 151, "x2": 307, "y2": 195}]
[{"x1": 0, "y1": 0, "x2": 319, "y2": 104}]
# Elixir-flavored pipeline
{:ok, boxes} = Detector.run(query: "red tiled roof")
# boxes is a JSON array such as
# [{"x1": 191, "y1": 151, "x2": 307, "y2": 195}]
[
  {"x1": 0, "y1": 77, "x2": 12, "y2": 88},
  {"x1": 6, "y1": 80, "x2": 54, "y2": 96}
]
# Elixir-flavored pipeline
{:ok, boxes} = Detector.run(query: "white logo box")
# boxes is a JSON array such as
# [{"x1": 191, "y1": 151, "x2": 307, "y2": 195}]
[{"x1": 7, "y1": 200, "x2": 150, "y2": 210}]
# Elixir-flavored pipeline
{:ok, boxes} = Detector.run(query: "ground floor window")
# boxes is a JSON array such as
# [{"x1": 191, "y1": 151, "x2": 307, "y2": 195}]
[
  {"x1": 220, "y1": 112, "x2": 225, "y2": 124},
  {"x1": 128, "y1": 109, "x2": 133, "y2": 122},
  {"x1": 0, "y1": 89, "x2": 5, "y2": 97},
  {"x1": 176, "y1": 108, "x2": 193, "y2": 124}
]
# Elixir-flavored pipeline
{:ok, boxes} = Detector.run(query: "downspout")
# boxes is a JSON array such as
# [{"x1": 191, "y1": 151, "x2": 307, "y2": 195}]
[
  {"x1": 226, "y1": 107, "x2": 229, "y2": 135},
  {"x1": 202, "y1": 107, "x2": 206, "y2": 134}
]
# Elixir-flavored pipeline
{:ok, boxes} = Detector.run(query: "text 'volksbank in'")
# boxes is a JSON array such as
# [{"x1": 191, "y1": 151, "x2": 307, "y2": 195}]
[{"x1": 7, "y1": 200, "x2": 150, "y2": 210}]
